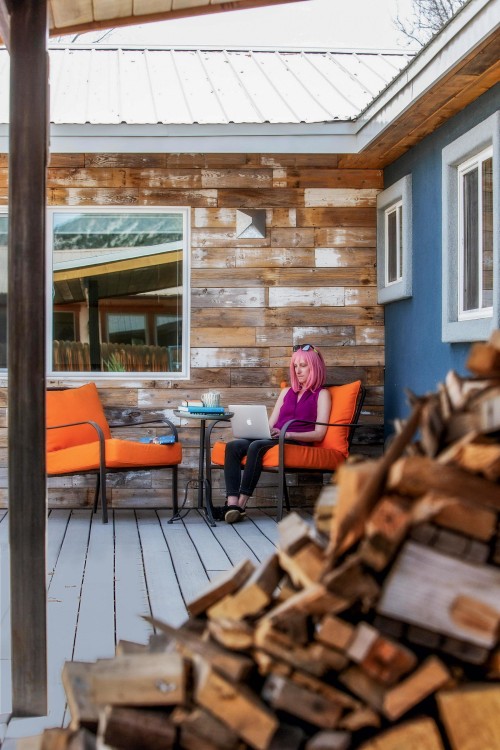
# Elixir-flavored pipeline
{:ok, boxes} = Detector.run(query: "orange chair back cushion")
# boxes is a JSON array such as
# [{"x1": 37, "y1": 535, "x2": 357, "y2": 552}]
[
  {"x1": 46, "y1": 383, "x2": 112, "y2": 452},
  {"x1": 315, "y1": 381, "x2": 362, "y2": 457}
]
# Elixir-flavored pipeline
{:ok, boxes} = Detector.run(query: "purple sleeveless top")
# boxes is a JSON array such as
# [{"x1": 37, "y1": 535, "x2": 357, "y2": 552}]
[{"x1": 274, "y1": 387, "x2": 322, "y2": 436}]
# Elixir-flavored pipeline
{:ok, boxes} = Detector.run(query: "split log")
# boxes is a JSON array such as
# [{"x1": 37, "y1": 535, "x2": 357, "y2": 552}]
[
  {"x1": 207, "y1": 554, "x2": 281, "y2": 620},
  {"x1": 186, "y1": 559, "x2": 255, "y2": 617},
  {"x1": 171, "y1": 706, "x2": 242, "y2": 750},
  {"x1": 279, "y1": 542, "x2": 326, "y2": 587},
  {"x1": 315, "y1": 614, "x2": 355, "y2": 652},
  {"x1": 437, "y1": 684, "x2": 500, "y2": 750},
  {"x1": 387, "y1": 455, "x2": 500, "y2": 511},
  {"x1": 194, "y1": 659, "x2": 279, "y2": 750},
  {"x1": 144, "y1": 615, "x2": 254, "y2": 682},
  {"x1": 453, "y1": 441, "x2": 500, "y2": 481},
  {"x1": 98, "y1": 706, "x2": 176, "y2": 749},
  {"x1": 466, "y1": 341, "x2": 500, "y2": 376},
  {"x1": 411, "y1": 492, "x2": 497, "y2": 542},
  {"x1": 329, "y1": 401, "x2": 424, "y2": 561},
  {"x1": 305, "y1": 730, "x2": 352, "y2": 750},
  {"x1": 377, "y1": 542, "x2": 500, "y2": 651},
  {"x1": 346, "y1": 622, "x2": 417, "y2": 686},
  {"x1": 262, "y1": 674, "x2": 343, "y2": 729},
  {"x1": 278, "y1": 511, "x2": 313, "y2": 554},
  {"x1": 89, "y1": 653, "x2": 185, "y2": 707},
  {"x1": 358, "y1": 718, "x2": 445, "y2": 750},
  {"x1": 382, "y1": 656, "x2": 451, "y2": 721},
  {"x1": 359, "y1": 495, "x2": 413, "y2": 570},
  {"x1": 62, "y1": 662, "x2": 99, "y2": 731}
]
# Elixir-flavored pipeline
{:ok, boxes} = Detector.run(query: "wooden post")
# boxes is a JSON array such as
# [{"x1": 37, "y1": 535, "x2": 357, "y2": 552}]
[{"x1": 8, "y1": 0, "x2": 48, "y2": 715}]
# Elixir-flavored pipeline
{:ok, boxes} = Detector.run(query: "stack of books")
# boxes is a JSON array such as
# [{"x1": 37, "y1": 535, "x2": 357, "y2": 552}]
[{"x1": 178, "y1": 399, "x2": 225, "y2": 415}]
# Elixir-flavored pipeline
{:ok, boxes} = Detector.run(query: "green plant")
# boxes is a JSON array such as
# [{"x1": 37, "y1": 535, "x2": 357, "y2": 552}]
[{"x1": 104, "y1": 352, "x2": 126, "y2": 372}]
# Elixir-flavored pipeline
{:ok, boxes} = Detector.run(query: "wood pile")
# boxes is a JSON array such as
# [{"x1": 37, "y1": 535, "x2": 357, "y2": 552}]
[{"x1": 29, "y1": 332, "x2": 500, "y2": 750}]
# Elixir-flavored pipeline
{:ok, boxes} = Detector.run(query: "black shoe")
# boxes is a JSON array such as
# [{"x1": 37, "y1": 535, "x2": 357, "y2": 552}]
[
  {"x1": 224, "y1": 505, "x2": 245, "y2": 524},
  {"x1": 211, "y1": 506, "x2": 227, "y2": 522}
]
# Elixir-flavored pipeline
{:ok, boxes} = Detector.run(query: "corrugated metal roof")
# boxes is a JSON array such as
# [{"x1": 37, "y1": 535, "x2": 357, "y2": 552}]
[{"x1": 0, "y1": 46, "x2": 414, "y2": 125}]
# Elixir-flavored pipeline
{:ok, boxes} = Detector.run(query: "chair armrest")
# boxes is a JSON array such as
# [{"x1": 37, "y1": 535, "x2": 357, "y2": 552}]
[
  {"x1": 109, "y1": 417, "x2": 179, "y2": 442},
  {"x1": 205, "y1": 417, "x2": 232, "y2": 456}
]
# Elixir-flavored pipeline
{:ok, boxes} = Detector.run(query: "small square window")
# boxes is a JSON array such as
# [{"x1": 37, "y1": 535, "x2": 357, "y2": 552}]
[{"x1": 377, "y1": 175, "x2": 412, "y2": 304}]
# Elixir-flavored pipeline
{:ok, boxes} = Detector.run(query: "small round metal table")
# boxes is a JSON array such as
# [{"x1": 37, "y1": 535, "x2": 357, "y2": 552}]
[{"x1": 169, "y1": 410, "x2": 233, "y2": 526}]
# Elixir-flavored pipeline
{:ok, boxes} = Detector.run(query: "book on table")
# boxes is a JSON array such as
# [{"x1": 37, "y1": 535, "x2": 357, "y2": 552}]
[{"x1": 178, "y1": 400, "x2": 225, "y2": 415}]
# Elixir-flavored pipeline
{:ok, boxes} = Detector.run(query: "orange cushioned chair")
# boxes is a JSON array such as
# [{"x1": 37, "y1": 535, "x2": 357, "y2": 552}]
[
  {"x1": 207, "y1": 381, "x2": 365, "y2": 521},
  {"x1": 46, "y1": 383, "x2": 182, "y2": 523}
]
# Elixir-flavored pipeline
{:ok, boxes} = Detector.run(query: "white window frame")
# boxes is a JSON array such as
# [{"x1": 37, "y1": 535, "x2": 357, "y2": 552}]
[
  {"x1": 442, "y1": 111, "x2": 499, "y2": 343},
  {"x1": 377, "y1": 175, "x2": 412, "y2": 304},
  {"x1": 46, "y1": 205, "x2": 191, "y2": 380},
  {"x1": 457, "y1": 146, "x2": 493, "y2": 321}
]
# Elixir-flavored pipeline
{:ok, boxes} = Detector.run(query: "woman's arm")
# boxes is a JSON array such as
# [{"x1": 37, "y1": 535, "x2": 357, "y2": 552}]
[
  {"x1": 269, "y1": 388, "x2": 289, "y2": 436},
  {"x1": 283, "y1": 388, "x2": 332, "y2": 442}
]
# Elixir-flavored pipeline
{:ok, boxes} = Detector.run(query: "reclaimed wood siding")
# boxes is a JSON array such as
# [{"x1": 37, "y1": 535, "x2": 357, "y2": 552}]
[{"x1": 0, "y1": 153, "x2": 384, "y2": 510}]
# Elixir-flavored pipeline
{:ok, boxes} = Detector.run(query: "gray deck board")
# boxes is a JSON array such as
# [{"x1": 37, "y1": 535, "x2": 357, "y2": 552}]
[
  {"x1": 180, "y1": 511, "x2": 232, "y2": 574},
  {"x1": 136, "y1": 510, "x2": 188, "y2": 628},
  {"x1": 73, "y1": 514, "x2": 116, "y2": 662},
  {"x1": 1, "y1": 507, "x2": 282, "y2": 744},
  {"x1": 114, "y1": 510, "x2": 152, "y2": 646},
  {"x1": 158, "y1": 511, "x2": 211, "y2": 607}
]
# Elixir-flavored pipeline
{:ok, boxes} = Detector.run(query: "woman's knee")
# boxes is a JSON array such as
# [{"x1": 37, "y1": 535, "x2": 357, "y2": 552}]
[{"x1": 225, "y1": 439, "x2": 249, "y2": 462}]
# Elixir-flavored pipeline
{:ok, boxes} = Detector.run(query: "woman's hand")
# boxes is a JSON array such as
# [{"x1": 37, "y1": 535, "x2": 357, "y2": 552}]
[{"x1": 270, "y1": 427, "x2": 281, "y2": 439}]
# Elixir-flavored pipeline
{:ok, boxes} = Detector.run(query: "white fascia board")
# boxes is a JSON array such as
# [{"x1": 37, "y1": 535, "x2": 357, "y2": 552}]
[
  {"x1": 46, "y1": 122, "x2": 358, "y2": 154},
  {"x1": 354, "y1": 0, "x2": 500, "y2": 151}
]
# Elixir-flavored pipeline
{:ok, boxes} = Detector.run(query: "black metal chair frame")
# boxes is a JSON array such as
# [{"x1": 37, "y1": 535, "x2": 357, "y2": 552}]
[{"x1": 205, "y1": 384, "x2": 366, "y2": 522}]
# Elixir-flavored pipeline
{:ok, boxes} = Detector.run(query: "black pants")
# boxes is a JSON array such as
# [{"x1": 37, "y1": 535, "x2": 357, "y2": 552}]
[{"x1": 224, "y1": 438, "x2": 279, "y2": 499}]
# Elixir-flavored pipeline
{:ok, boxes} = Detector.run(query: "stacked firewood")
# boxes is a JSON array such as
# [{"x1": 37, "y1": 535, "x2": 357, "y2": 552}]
[{"x1": 32, "y1": 333, "x2": 500, "y2": 750}]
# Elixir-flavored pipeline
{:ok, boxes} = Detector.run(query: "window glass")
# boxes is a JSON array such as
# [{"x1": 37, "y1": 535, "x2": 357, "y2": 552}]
[
  {"x1": 0, "y1": 214, "x2": 6, "y2": 369},
  {"x1": 385, "y1": 202, "x2": 403, "y2": 285},
  {"x1": 458, "y1": 149, "x2": 493, "y2": 319},
  {"x1": 53, "y1": 311, "x2": 76, "y2": 341},
  {"x1": 483, "y1": 157, "x2": 493, "y2": 308},
  {"x1": 50, "y1": 209, "x2": 187, "y2": 375}
]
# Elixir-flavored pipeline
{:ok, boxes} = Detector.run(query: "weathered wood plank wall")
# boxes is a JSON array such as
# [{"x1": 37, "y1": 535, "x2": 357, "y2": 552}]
[{"x1": 0, "y1": 152, "x2": 384, "y2": 510}]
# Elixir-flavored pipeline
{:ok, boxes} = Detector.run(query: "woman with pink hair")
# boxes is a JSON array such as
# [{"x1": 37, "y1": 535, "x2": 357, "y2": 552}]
[{"x1": 222, "y1": 344, "x2": 331, "y2": 524}]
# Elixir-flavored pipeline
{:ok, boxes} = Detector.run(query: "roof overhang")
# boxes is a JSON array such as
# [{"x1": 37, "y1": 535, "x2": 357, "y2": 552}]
[
  {"x1": 350, "y1": 0, "x2": 500, "y2": 166},
  {"x1": 0, "y1": 0, "x2": 307, "y2": 48}
]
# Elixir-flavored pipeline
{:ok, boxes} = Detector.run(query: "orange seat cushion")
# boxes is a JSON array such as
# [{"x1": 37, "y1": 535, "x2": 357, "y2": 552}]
[
  {"x1": 316, "y1": 381, "x2": 362, "y2": 457},
  {"x1": 47, "y1": 438, "x2": 182, "y2": 475},
  {"x1": 211, "y1": 440, "x2": 345, "y2": 472},
  {"x1": 47, "y1": 383, "x2": 111, "y2": 452}
]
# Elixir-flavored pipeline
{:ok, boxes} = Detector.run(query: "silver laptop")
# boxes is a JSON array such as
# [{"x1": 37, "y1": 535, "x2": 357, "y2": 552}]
[{"x1": 228, "y1": 404, "x2": 272, "y2": 440}]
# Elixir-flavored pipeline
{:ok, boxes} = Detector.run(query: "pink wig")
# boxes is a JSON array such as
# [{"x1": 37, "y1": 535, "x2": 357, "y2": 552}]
[{"x1": 289, "y1": 347, "x2": 326, "y2": 392}]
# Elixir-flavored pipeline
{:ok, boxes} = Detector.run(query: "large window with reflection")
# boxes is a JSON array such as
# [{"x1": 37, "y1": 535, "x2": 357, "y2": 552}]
[{"x1": 48, "y1": 207, "x2": 189, "y2": 377}]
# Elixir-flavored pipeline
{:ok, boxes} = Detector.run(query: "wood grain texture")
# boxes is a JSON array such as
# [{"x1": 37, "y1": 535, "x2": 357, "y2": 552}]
[{"x1": 0, "y1": 151, "x2": 384, "y2": 511}]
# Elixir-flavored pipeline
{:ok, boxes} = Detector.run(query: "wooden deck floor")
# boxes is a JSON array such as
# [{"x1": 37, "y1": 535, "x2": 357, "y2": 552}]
[{"x1": 0, "y1": 507, "x2": 284, "y2": 746}]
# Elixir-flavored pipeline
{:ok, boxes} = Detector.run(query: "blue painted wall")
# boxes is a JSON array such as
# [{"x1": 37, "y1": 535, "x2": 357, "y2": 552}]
[{"x1": 383, "y1": 83, "x2": 500, "y2": 430}]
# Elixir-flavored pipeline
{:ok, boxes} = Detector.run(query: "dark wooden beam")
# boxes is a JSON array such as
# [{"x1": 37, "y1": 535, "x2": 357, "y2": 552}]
[
  {"x1": 0, "y1": 0, "x2": 11, "y2": 49},
  {"x1": 8, "y1": 0, "x2": 48, "y2": 716}
]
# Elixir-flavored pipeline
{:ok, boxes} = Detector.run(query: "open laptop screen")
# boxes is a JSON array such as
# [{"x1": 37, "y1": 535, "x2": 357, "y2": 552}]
[{"x1": 228, "y1": 405, "x2": 272, "y2": 440}]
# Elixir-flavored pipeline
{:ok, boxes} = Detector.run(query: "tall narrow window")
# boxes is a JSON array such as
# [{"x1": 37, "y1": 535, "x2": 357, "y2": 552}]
[
  {"x1": 385, "y1": 201, "x2": 403, "y2": 285},
  {"x1": 48, "y1": 208, "x2": 189, "y2": 377},
  {"x1": 377, "y1": 175, "x2": 412, "y2": 304},
  {"x1": 458, "y1": 148, "x2": 493, "y2": 320}
]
